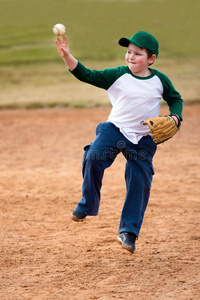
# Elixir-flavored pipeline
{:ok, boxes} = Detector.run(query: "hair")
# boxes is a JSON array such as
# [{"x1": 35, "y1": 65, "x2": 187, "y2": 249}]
[
  {"x1": 145, "y1": 49, "x2": 154, "y2": 59},
  {"x1": 145, "y1": 48, "x2": 155, "y2": 65}
]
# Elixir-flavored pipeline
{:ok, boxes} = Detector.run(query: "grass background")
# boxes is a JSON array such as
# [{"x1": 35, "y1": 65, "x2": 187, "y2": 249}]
[{"x1": 0, "y1": 0, "x2": 200, "y2": 108}]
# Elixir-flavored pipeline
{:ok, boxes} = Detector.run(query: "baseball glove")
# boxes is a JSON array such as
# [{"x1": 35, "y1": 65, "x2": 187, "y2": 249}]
[{"x1": 142, "y1": 114, "x2": 181, "y2": 144}]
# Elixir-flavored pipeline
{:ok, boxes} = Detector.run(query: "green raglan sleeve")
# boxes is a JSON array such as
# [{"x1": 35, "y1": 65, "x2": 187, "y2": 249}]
[
  {"x1": 69, "y1": 61, "x2": 122, "y2": 90},
  {"x1": 154, "y1": 70, "x2": 183, "y2": 120}
]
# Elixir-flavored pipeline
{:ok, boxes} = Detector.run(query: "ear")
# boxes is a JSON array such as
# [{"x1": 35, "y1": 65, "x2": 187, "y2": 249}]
[{"x1": 148, "y1": 54, "x2": 157, "y2": 65}]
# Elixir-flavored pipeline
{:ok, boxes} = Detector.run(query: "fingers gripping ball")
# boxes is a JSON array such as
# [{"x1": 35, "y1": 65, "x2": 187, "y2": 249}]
[
  {"x1": 142, "y1": 115, "x2": 181, "y2": 144},
  {"x1": 53, "y1": 24, "x2": 66, "y2": 36}
]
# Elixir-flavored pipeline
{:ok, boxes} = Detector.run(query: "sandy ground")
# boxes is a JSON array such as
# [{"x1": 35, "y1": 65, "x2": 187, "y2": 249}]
[{"x1": 0, "y1": 105, "x2": 199, "y2": 300}]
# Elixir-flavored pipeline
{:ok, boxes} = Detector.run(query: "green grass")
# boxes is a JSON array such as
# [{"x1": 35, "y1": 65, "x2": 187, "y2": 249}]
[
  {"x1": 1, "y1": 57, "x2": 200, "y2": 110},
  {"x1": 0, "y1": 0, "x2": 200, "y2": 65},
  {"x1": 0, "y1": 0, "x2": 199, "y2": 109}
]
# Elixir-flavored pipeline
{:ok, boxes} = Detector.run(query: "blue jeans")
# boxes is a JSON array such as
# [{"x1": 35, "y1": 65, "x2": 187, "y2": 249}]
[{"x1": 74, "y1": 122, "x2": 157, "y2": 237}]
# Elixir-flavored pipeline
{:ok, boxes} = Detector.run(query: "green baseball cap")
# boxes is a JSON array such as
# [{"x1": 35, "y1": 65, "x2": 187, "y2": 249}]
[{"x1": 118, "y1": 31, "x2": 159, "y2": 56}]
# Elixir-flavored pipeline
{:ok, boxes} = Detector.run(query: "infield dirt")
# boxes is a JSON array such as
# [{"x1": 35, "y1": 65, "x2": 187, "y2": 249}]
[{"x1": 0, "y1": 105, "x2": 199, "y2": 300}]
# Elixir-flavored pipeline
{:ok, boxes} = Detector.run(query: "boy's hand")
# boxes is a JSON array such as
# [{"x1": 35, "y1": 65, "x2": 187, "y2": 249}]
[
  {"x1": 55, "y1": 35, "x2": 78, "y2": 70},
  {"x1": 171, "y1": 115, "x2": 179, "y2": 126},
  {"x1": 55, "y1": 36, "x2": 70, "y2": 58}
]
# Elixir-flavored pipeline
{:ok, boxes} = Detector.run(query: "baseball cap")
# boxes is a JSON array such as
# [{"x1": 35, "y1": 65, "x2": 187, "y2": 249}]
[{"x1": 118, "y1": 31, "x2": 159, "y2": 56}]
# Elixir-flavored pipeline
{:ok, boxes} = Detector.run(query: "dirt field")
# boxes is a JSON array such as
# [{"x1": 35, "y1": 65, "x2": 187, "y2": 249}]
[{"x1": 0, "y1": 105, "x2": 199, "y2": 300}]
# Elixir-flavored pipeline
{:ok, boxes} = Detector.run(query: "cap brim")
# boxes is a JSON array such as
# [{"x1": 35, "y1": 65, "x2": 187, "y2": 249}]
[
  {"x1": 118, "y1": 37, "x2": 130, "y2": 47},
  {"x1": 118, "y1": 37, "x2": 144, "y2": 49}
]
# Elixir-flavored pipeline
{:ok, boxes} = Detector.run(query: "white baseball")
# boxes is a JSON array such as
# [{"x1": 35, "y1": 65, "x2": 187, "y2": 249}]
[{"x1": 53, "y1": 24, "x2": 66, "y2": 36}]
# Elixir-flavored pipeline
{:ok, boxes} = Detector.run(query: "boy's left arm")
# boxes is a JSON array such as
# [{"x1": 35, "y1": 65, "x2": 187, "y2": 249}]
[
  {"x1": 162, "y1": 76, "x2": 183, "y2": 121},
  {"x1": 143, "y1": 73, "x2": 183, "y2": 144},
  {"x1": 165, "y1": 82, "x2": 183, "y2": 128}
]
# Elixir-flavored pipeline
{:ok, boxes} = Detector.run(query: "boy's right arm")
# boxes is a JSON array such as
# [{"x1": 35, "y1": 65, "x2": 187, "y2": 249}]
[
  {"x1": 55, "y1": 36, "x2": 120, "y2": 90},
  {"x1": 55, "y1": 36, "x2": 78, "y2": 71}
]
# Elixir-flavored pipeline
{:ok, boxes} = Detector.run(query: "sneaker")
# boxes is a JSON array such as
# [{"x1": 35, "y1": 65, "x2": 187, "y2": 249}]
[
  {"x1": 117, "y1": 232, "x2": 136, "y2": 253},
  {"x1": 71, "y1": 210, "x2": 86, "y2": 222}
]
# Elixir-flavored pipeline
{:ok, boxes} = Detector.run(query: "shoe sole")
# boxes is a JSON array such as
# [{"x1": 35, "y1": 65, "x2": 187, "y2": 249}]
[
  {"x1": 71, "y1": 214, "x2": 85, "y2": 222},
  {"x1": 117, "y1": 237, "x2": 135, "y2": 254}
]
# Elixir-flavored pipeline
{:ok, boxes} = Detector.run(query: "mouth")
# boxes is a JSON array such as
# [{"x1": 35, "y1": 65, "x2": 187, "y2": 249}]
[{"x1": 129, "y1": 61, "x2": 136, "y2": 65}]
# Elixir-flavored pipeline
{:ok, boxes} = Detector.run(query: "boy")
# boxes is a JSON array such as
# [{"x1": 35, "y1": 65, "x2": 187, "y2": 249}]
[{"x1": 55, "y1": 31, "x2": 183, "y2": 253}]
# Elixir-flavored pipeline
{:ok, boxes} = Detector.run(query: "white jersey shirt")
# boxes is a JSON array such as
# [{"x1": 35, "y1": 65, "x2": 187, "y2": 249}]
[{"x1": 70, "y1": 62, "x2": 183, "y2": 144}]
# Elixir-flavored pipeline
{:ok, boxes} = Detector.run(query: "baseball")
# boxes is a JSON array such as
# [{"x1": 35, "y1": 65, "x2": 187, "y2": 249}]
[{"x1": 53, "y1": 24, "x2": 66, "y2": 36}]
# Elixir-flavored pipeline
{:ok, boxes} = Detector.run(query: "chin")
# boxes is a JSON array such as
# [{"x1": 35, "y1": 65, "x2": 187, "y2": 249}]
[{"x1": 129, "y1": 67, "x2": 138, "y2": 73}]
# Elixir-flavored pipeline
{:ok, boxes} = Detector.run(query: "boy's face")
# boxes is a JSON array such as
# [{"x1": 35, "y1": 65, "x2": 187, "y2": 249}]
[{"x1": 125, "y1": 43, "x2": 156, "y2": 76}]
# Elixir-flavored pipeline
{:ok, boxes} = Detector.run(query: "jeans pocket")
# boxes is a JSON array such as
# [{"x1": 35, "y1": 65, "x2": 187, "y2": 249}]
[
  {"x1": 148, "y1": 165, "x2": 155, "y2": 189},
  {"x1": 82, "y1": 143, "x2": 91, "y2": 177},
  {"x1": 150, "y1": 165, "x2": 155, "y2": 175},
  {"x1": 96, "y1": 122, "x2": 104, "y2": 135}
]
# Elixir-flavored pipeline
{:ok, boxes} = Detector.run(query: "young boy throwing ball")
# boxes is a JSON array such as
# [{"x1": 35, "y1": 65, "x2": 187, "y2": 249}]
[{"x1": 55, "y1": 31, "x2": 183, "y2": 253}]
